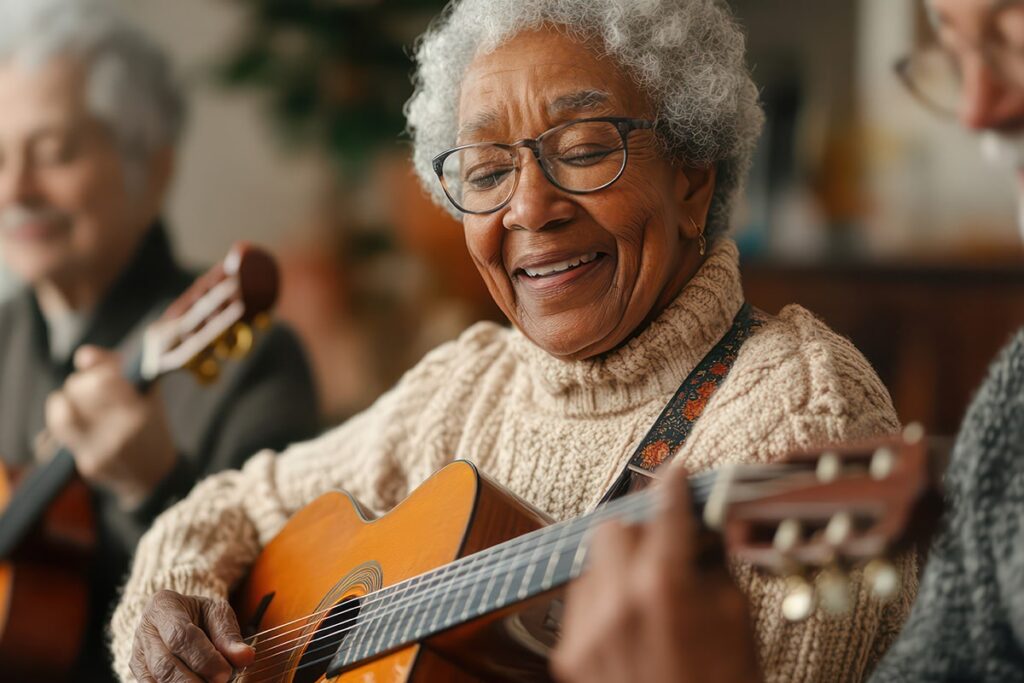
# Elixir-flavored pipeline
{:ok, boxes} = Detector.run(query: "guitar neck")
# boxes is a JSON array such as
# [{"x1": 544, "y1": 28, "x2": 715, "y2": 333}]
[
  {"x1": 327, "y1": 470, "x2": 718, "y2": 675},
  {"x1": 0, "y1": 353, "x2": 149, "y2": 561}
]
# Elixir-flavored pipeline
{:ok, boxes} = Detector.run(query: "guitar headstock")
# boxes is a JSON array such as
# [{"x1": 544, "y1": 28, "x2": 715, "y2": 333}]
[
  {"x1": 140, "y1": 243, "x2": 279, "y2": 383},
  {"x1": 711, "y1": 424, "x2": 946, "y2": 620}
]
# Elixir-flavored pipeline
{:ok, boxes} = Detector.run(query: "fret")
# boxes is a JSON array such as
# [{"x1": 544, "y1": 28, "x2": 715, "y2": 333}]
[
  {"x1": 398, "y1": 575, "x2": 422, "y2": 643},
  {"x1": 516, "y1": 537, "x2": 545, "y2": 600},
  {"x1": 364, "y1": 589, "x2": 398, "y2": 662},
  {"x1": 459, "y1": 554, "x2": 486, "y2": 621},
  {"x1": 542, "y1": 522, "x2": 572, "y2": 591},
  {"x1": 480, "y1": 540, "x2": 512, "y2": 614},
  {"x1": 444, "y1": 557, "x2": 476, "y2": 626}
]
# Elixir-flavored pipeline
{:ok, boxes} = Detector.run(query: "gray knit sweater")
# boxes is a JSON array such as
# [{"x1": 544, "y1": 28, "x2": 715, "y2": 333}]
[{"x1": 872, "y1": 329, "x2": 1024, "y2": 681}]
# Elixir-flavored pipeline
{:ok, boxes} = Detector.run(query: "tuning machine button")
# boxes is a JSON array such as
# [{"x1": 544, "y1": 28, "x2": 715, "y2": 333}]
[
  {"x1": 864, "y1": 559, "x2": 900, "y2": 601},
  {"x1": 782, "y1": 575, "x2": 816, "y2": 622},
  {"x1": 816, "y1": 451, "x2": 841, "y2": 483},
  {"x1": 902, "y1": 422, "x2": 925, "y2": 445},
  {"x1": 773, "y1": 519, "x2": 803, "y2": 554},
  {"x1": 816, "y1": 566, "x2": 852, "y2": 615},
  {"x1": 870, "y1": 447, "x2": 896, "y2": 480}
]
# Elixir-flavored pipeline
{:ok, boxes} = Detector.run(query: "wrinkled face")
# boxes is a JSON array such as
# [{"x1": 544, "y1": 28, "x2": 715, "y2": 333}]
[
  {"x1": 457, "y1": 28, "x2": 713, "y2": 360},
  {"x1": 0, "y1": 57, "x2": 155, "y2": 294}
]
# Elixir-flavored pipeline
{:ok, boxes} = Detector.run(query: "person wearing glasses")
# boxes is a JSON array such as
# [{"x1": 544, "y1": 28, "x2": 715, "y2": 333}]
[
  {"x1": 546, "y1": 1, "x2": 1024, "y2": 682},
  {"x1": 112, "y1": 1, "x2": 913, "y2": 681}
]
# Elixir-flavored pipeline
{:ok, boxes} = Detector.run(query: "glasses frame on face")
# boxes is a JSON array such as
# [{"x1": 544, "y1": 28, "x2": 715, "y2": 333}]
[
  {"x1": 894, "y1": 0, "x2": 1024, "y2": 118},
  {"x1": 432, "y1": 116, "x2": 655, "y2": 215}
]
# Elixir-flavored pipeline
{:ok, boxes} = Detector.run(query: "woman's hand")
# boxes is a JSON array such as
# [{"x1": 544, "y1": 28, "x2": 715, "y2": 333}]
[
  {"x1": 551, "y1": 465, "x2": 763, "y2": 683},
  {"x1": 130, "y1": 590, "x2": 254, "y2": 682}
]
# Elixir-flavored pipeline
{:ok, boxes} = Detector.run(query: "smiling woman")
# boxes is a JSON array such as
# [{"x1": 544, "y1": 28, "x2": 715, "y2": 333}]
[{"x1": 112, "y1": 1, "x2": 914, "y2": 682}]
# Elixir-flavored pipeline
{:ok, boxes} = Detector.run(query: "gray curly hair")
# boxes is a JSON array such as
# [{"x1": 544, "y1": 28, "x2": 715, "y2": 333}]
[
  {"x1": 0, "y1": 0, "x2": 185, "y2": 187},
  {"x1": 406, "y1": 0, "x2": 764, "y2": 240}
]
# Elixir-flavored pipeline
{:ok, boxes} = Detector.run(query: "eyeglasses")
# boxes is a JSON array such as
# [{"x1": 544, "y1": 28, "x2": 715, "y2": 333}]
[
  {"x1": 894, "y1": 0, "x2": 1024, "y2": 118},
  {"x1": 432, "y1": 117, "x2": 654, "y2": 215}
]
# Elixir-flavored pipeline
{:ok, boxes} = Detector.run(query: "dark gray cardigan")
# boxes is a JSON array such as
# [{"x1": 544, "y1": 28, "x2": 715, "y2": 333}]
[
  {"x1": 872, "y1": 329, "x2": 1024, "y2": 681},
  {"x1": 0, "y1": 225, "x2": 320, "y2": 679}
]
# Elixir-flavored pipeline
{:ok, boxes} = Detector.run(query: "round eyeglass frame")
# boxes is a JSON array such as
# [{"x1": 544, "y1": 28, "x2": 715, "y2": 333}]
[{"x1": 431, "y1": 116, "x2": 655, "y2": 215}]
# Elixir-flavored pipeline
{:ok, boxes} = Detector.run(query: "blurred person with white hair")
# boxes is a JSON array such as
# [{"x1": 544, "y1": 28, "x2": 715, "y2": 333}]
[
  {"x1": 0, "y1": 0, "x2": 319, "y2": 678},
  {"x1": 113, "y1": 1, "x2": 914, "y2": 681}
]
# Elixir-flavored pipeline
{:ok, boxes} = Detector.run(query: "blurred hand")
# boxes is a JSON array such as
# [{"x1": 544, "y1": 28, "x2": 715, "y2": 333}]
[
  {"x1": 551, "y1": 465, "x2": 763, "y2": 683},
  {"x1": 131, "y1": 590, "x2": 255, "y2": 683},
  {"x1": 45, "y1": 344, "x2": 178, "y2": 509}
]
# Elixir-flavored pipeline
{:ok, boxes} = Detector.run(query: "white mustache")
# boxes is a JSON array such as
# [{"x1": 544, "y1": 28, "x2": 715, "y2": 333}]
[{"x1": 0, "y1": 204, "x2": 71, "y2": 235}]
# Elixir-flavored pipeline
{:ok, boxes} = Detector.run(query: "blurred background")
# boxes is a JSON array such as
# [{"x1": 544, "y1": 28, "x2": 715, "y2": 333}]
[{"x1": 1, "y1": 0, "x2": 1021, "y2": 435}]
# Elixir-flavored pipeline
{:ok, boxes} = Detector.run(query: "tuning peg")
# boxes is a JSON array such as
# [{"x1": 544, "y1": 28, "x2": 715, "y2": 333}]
[
  {"x1": 824, "y1": 512, "x2": 853, "y2": 547},
  {"x1": 816, "y1": 451, "x2": 841, "y2": 483},
  {"x1": 773, "y1": 519, "x2": 803, "y2": 554},
  {"x1": 782, "y1": 574, "x2": 816, "y2": 622},
  {"x1": 215, "y1": 322, "x2": 255, "y2": 361},
  {"x1": 869, "y1": 447, "x2": 895, "y2": 480},
  {"x1": 253, "y1": 312, "x2": 272, "y2": 330},
  {"x1": 186, "y1": 350, "x2": 220, "y2": 385},
  {"x1": 864, "y1": 559, "x2": 900, "y2": 601},
  {"x1": 816, "y1": 566, "x2": 852, "y2": 615},
  {"x1": 902, "y1": 422, "x2": 925, "y2": 445}
]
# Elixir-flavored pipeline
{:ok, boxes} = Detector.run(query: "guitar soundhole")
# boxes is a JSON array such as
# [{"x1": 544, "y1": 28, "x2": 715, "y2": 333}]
[{"x1": 294, "y1": 597, "x2": 361, "y2": 683}]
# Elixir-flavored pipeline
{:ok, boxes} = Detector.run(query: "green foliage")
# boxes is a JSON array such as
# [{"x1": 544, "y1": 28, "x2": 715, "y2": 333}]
[{"x1": 216, "y1": 0, "x2": 445, "y2": 174}]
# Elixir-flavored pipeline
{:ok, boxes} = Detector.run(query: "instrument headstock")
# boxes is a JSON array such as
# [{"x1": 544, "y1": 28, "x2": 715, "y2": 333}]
[
  {"x1": 140, "y1": 243, "x2": 279, "y2": 383},
  {"x1": 710, "y1": 425, "x2": 945, "y2": 620}
]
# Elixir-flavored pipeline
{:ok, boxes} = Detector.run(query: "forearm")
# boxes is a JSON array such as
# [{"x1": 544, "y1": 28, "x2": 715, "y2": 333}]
[{"x1": 109, "y1": 452, "x2": 281, "y2": 681}]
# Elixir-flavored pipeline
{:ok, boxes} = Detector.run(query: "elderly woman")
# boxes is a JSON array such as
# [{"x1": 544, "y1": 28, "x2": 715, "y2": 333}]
[{"x1": 114, "y1": 0, "x2": 912, "y2": 680}]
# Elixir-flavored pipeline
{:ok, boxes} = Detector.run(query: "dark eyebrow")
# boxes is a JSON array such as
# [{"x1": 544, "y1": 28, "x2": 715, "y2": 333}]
[{"x1": 547, "y1": 89, "x2": 612, "y2": 118}]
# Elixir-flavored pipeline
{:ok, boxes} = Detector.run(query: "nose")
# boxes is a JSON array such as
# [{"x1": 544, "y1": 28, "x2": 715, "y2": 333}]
[
  {"x1": 959, "y1": 56, "x2": 1024, "y2": 131},
  {"x1": 501, "y1": 150, "x2": 574, "y2": 232},
  {"x1": 0, "y1": 156, "x2": 40, "y2": 206}
]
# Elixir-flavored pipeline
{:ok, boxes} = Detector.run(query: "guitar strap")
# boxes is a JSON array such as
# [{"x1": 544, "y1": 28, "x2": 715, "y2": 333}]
[{"x1": 599, "y1": 302, "x2": 767, "y2": 504}]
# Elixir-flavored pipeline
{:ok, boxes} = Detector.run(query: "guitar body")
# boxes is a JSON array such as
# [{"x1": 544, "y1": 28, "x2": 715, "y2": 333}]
[
  {"x1": 234, "y1": 461, "x2": 559, "y2": 683},
  {"x1": 0, "y1": 462, "x2": 94, "y2": 680}
]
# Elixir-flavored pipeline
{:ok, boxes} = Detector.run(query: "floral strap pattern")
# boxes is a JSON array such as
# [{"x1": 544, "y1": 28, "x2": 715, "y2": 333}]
[{"x1": 600, "y1": 302, "x2": 766, "y2": 504}]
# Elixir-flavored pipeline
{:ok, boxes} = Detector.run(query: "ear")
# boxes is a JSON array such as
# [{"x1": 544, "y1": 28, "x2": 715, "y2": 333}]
[{"x1": 672, "y1": 163, "x2": 717, "y2": 239}]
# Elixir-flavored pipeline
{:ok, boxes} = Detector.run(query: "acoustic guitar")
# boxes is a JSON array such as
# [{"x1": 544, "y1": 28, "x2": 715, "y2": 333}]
[
  {"x1": 231, "y1": 427, "x2": 944, "y2": 683},
  {"x1": 0, "y1": 243, "x2": 280, "y2": 680}
]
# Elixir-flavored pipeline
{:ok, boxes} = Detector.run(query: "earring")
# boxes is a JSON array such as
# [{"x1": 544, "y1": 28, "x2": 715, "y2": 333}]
[{"x1": 688, "y1": 216, "x2": 707, "y2": 256}]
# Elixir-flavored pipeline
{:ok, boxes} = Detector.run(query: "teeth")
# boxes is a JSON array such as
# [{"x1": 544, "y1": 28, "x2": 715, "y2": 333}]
[{"x1": 523, "y1": 252, "x2": 598, "y2": 278}]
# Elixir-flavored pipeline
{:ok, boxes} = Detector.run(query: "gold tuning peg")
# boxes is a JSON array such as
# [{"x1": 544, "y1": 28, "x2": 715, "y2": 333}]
[
  {"x1": 215, "y1": 322, "x2": 255, "y2": 361},
  {"x1": 186, "y1": 350, "x2": 220, "y2": 385},
  {"x1": 816, "y1": 566, "x2": 852, "y2": 615},
  {"x1": 782, "y1": 574, "x2": 816, "y2": 622},
  {"x1": 864, "y1": 559, "x2": 900, "y2": 602},
  {"x1": 253, "y1": 312, "x2": 272, "y2": 330}
]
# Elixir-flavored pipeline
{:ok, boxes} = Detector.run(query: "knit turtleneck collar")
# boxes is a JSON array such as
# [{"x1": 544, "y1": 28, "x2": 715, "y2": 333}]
[{"x1": 508, "y1": 238, "x2": 745, "y2": 416}]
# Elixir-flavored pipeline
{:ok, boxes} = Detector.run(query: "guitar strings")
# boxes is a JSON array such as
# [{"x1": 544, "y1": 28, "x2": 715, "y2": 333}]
[
  {"x1": 234, "y1": 462, "x2": 809, "y2": 681},
  {"x1": 235, "y1": 476, "x2": 747, "y2": 682},
  {"x1": 240, "y1": 472, "x2": 711, "y2": 651},
  {"x1": 234, "y1": 491, "x2": 661, "y2": 682},
  {"x1": 236, "y1": 463, "x2": 803, "y2": 678},
  {"x1": 234, "y1": 464, "x2": 787, "y2": 647}
]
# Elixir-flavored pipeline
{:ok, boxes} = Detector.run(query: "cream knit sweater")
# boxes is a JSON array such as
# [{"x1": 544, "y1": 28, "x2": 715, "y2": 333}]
[{"x1": 110, "y1": 240, "x2": 913, "y2": 682}]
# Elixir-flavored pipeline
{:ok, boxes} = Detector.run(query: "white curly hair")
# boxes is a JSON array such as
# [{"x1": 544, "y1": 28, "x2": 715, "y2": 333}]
[
  {"x1": 0, "y1": 0, "x2": 185, "y2": 184},
  {"x1": 406, "y1": 0, "x2": 764, "y2": 239}
]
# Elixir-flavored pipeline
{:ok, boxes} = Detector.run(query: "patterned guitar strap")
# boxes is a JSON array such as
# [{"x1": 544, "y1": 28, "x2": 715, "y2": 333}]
[{"x1": 600, "y1": 302, "x2": 767, "y2": 504}]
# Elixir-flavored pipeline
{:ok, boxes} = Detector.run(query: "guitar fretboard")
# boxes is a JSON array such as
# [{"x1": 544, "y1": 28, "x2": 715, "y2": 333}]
[{"x1": 326, "y1": 470, "x2": 720, "y2": 674}]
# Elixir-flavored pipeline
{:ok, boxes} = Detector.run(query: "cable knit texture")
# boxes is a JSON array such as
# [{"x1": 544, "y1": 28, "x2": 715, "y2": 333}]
[
  {"x1": 110, "y1": 240, "x2": 912, "y2": 682},
  {"x1": 871, "y1": 329, "x2": 1024, "y2": 682}
]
